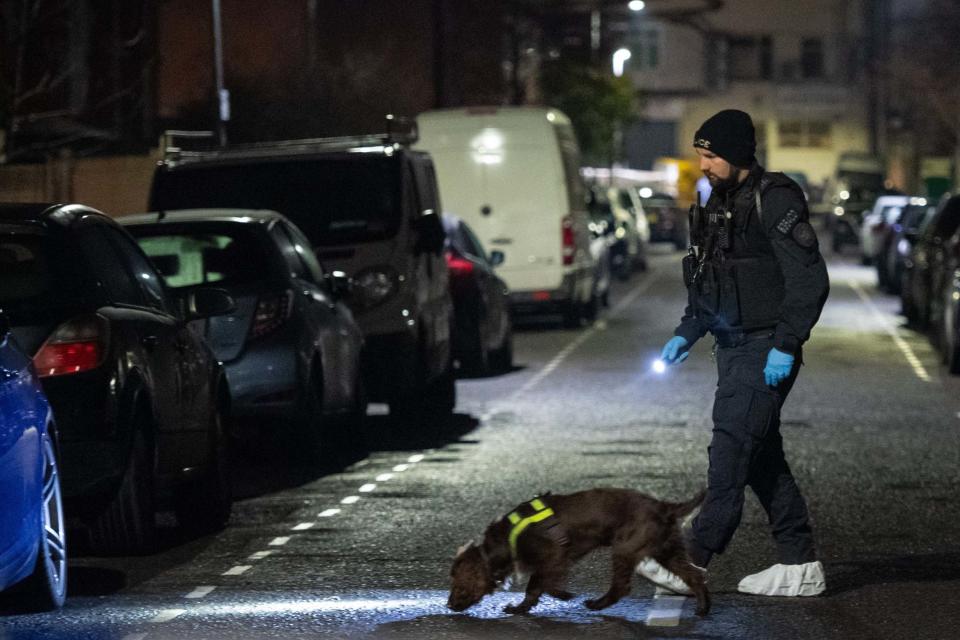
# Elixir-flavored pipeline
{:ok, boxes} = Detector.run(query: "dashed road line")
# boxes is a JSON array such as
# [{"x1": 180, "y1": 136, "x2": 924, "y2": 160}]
[
  {"x1": 359, "y1": 483, "x2": 376, "y2": 492},
  {"x1": 645, "y1": 594, "x2": 686, "y2": 627},
  {"x1": 407, "y1": 453, "x2": 424, "y2": 463},
  {"x1": 222, "y1": 565, "x2": 252, "y2": 576},
  {"x1": 319, "y1": 508, "x2": 341, "y2": 517},
  {"x1": 292, "y1": 522, "x2": 315, "y2": 531},
  {"x1": 249, "y1": 550, "x2": 275, "y2": 560},
  {"x1": 341, "y1": 495, "x2": 360, "y2": 504},
  {"x1": 184, "y1": 585, "x2": 217, "y2": 599},
  {"x1": 268, "y1": 536, "x2": 291, "y2": 546},
  {"x1": 375, "y1": 473, "x2": 393, "y2": 482},
  {"x1": 850, "y1": 281, "x2": 931, "y2": 382},
  {"x1": 392, "y1": 464, "x2": 410, "y2": 472},
  {"x1": 150, "y1": 609, "x2": 186, "y2": 623}
]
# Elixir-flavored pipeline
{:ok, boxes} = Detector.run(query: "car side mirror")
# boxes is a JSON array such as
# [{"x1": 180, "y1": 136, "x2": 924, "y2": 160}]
[
  {"x1": 186, "y1": 287, "x2": 236, "y2": 320},
  {"x1": 324, "y1": 270, "x2": 353, "y2": 300},
  {"x1": 489, "y1": 250, "x2": 505, "y2": 267},
  {"x1": 413, "y1": 212, "x2": 445, "y2": 255}
]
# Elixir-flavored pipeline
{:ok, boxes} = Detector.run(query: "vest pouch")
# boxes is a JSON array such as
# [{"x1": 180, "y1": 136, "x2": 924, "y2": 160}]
[
  {"x1": 733, "y1": 255, "x2": 784, "y2": 329},
  {"x1": 694, "y1": 261, "x2": 722, "y2": 324},
  {"x1": 717, "y1": 261, "x2": 741, "y2": 327}
]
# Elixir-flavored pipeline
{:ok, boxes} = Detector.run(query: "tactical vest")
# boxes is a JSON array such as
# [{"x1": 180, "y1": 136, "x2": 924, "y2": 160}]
[{"x1": 687, "y1": 169, "x2": 804, "y2": 333}]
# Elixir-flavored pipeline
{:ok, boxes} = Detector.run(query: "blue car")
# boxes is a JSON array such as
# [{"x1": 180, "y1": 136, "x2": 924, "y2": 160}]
[{"x1": 0, "y1": 312, "x2": 67, "y2": 609}]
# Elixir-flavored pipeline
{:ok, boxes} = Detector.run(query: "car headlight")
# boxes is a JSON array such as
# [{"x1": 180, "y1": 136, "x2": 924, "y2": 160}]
[
  {"x1": 834, "y1": 206, "x2": 845, "y2": 217},
  {"x1": 352, "y1": 267, "x2": 399, "y2": 309}
]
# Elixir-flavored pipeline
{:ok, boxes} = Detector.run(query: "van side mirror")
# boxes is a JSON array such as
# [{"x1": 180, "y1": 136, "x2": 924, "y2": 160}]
[
  {"x1": 186, "y1": 287, "x2": 236, "y2": 320},
  {"x1": 413, "y1": 212, "x2": 445, "y2": 255},
  {"x1": 489, "y1": 250, "x2": 505, "y2": 267}
]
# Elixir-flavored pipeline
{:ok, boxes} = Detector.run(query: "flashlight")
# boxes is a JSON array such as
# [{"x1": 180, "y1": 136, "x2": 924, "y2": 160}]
[{"x1": 651, "y1": 359, "x2": 667, "y2": 374}]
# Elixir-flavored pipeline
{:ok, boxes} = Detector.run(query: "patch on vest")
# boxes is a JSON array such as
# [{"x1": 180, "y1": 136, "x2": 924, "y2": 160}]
[
  {"x1": 792, "y1": 222, "x2": 817, "y2": 248},
  {"x1": 776, "y1": 208, "x2": 801, "y2": 235}
]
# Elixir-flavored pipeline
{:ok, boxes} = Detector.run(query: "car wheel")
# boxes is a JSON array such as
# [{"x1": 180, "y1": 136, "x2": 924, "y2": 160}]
[
  {"x1": 88, "y1": 424, "x2": 157, "y2": 555},
  {"x1": 19, "y1": 432, "x2": 68, "y2": 610},
  {"x1": 174, "y1": 403, "x2": 232, "y2": 534},
  {"x1": 562, "y1": 300, "x2": 583, "y2": 328},
  {"x1": 490, "y1": 326, "x2": 513, "y2": 373},
  {"x1": 290, "y1": 370, "x2": 328, "y2": 466}
]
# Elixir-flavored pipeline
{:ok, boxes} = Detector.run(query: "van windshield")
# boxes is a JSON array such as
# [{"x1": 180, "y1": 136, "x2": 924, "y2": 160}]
[{"x1": 150, "y1": 155, "x2": 402, "y2": 246}]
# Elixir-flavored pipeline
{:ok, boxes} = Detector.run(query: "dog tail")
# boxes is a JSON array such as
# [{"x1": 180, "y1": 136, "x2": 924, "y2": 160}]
[{"x1": 667, "y1": 488, "x2": 706, "y2": 519}]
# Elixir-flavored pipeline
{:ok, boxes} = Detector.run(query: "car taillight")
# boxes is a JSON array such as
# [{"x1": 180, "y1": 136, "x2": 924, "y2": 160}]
[
  {"x1": 445, "y1": 251, "x2": 475, "y2": 276},
  {"x1": 250, "y1": 290, "x2": 293, "y2": 339},
  {"x1": 562, "y1": 215, "x2": 575, "y2": 266},
  {"x1": 34, "y1": 315, "x2": 108, "y2": 378}
]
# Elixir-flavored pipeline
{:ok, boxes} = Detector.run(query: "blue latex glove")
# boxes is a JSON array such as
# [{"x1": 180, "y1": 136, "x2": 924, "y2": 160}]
[
  {"x1": 764, "y1": 348, "x2": 794, "y2": 387},
  {"x1": 660, "y1": 336, "x2": 690, "y2": 365}
]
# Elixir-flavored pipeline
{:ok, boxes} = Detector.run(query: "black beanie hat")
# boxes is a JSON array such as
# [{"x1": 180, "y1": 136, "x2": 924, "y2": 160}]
[{"x1": 693, "y1": 109, "x2": 756, "y2": 168}]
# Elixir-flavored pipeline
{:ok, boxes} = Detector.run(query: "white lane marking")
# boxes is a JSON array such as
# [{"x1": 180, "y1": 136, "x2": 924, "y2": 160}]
[
  {"x1": 319, "y1": 508, "x2": 341, "y2": 517},
  {"x1": 375, "y1": 473, "x2": 394, "y2": 482},
  {"x1": 268, "y1": 536, "x2": 291, "y2": 546},
  {"x1": 222, "y1": 565, "x2": 252, "y2": 576},
  {"x1": 185, "y1": 585, "x2": 216, "y2": 599},
  {"x1": 292, "y1": 522, "x2": 315, "y2": 531},
  {"x1": 645, "y1": 594, "x2": 687, "y2": 627},
  {"x1": 509, "y1": 270, "x2": 663, "y2": 399},
  {"x1": 341, "y1": 495, "x2": 360, "y2": 504},
  {"x1": 359, "y1": 483, "x2": 376, "y2": 493},
  {"x1": 150, "y1": 609, "x2": 186, "y2": 623},
  {"x1": 407, "y1": 454, "x2": 424, "y2": 463},
  {"x1": 392, "y1": 464, "x2": 410, "y2": 472},
  {"x1": 122, "y1": 634, "x2": 149, "y2": 640},
  {"x1": 249, "y1": 550, "x2": 275, "y2": 560},
  {"x1": 850, "y1": 281, "x2": 931, "y2": 382}
]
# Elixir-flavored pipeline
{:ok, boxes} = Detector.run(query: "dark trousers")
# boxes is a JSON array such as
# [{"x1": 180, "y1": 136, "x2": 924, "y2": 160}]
[{"x1": 690, "y1": 335, "x2": 816, "y2": 566}]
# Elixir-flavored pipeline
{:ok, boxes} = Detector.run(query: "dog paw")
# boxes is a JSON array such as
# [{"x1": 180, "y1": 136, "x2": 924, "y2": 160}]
[
  {"x1": 503, "y1": 604, "x2": 531, "y2": 615},
  {"x1": 584, "y1": 598, "x2": 610, "y2": 610}
]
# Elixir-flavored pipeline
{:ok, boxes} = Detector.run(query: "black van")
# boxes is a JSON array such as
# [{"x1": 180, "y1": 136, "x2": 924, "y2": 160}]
[{"x1": 149, "y1": 130, "x2": 455, "y2": 427}]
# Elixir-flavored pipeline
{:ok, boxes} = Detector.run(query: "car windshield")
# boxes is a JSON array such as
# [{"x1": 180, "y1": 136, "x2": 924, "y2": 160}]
[
  {"x1": 150, "y1": 155, "x2": 402, "y2": 247},
  {"x1": 131, "y1": 225, "x2": 272, "y2": 289},
  {"x1": 0, "y1": 226, "x2": 85, "y2": 320}
]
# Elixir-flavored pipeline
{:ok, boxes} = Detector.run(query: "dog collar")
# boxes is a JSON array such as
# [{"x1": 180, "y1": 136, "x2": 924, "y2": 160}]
[{"x1": 506, "y1": 498, "x2": 558, "y2": 560}]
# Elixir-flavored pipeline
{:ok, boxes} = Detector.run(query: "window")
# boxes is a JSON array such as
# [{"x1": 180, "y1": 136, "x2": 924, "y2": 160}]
[
  {"x1": 729, "y1": 36, "x2": 772, "y2": 80},
  {"x1": 801, "y1": 38, "x2": 824, "y2": 79},
  {"x1": 135, "y1": 228, "x2": 269, "y2": 290},
  {"x1": 106, "y1": 228, "x2": 168, "y2": 312},
  {"x1": 283, "y1": 222, "x2": 325, "y2": 283},
  {"x1": 778, "y1": 121, "x2": 832, "y2": 148},
  {"x1": 79, "y1": 227, "x2": 145, "y2": 307},
  {"x1": 630, "y1": 28, "x2": 660, "y2": 70},
  {"x1": 270, "y1": 222, "x2": 312, "y2": 283}
]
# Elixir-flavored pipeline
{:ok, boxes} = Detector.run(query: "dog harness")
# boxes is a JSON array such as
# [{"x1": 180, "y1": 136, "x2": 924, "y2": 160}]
[{"x1": 506, "y1": 497, "x2": 568, "y2": 560}]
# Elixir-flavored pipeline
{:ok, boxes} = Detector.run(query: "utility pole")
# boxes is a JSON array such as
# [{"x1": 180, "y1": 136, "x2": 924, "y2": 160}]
[{"x1": 212, "y1": 0, "x2": 229, "y2": 146}]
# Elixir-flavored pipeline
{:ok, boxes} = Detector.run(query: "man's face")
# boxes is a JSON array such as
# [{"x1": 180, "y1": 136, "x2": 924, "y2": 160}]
[{"x1": 696, "y1": 147, "x2": 739, "y2": 191}]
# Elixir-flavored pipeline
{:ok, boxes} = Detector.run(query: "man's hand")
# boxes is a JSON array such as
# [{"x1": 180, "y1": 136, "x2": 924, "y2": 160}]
[
  {"x1": 763, "y1": 348, "x2": 794, "y2": 387},
  {"x1": 661, "y1": 336, "x2": 690, "y2": 364}
]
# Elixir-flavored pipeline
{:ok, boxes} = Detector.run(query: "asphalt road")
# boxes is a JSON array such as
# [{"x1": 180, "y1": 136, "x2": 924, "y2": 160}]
[{"x1": 3, "y1": 238, "x2": 960, "y2": 640}]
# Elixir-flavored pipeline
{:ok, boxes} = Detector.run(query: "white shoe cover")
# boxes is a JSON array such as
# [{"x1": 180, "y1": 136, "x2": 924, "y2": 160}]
[
  {"x1": 737, "y1": 561, "x2": 826, "y2": 597},
  {"x1": 636, "y1": 557, "x2": 701, "y2": 596}
]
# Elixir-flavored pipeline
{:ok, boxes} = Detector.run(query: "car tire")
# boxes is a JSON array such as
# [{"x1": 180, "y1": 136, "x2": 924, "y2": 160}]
[
  {"x1": 174, "y1": 403, "x2": 232, "y2": 534},
  {"x1": 18, "y1": 432, "x2": 68, "y2": 611},
  {"x1": 490, "y1": 327, "x2": 513, "y2": 373},
  {"x1": 562, "y1": 300, "x2": 583, "y2": 328},
  {"x1": 290, "y1": 370, "x2": 328, "y2": 466},
  {"x1": 88, "y1": 424, "x2": 157, "y2": 556}
]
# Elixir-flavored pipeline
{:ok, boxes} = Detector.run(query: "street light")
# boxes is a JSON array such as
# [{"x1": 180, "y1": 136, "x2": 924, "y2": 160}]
[
  {"x1": 628, "y1": 0, "x2": 646, "y2": 11},
  {"x1": 612, "y1": 48, "x2": 632, "y2": 77}
]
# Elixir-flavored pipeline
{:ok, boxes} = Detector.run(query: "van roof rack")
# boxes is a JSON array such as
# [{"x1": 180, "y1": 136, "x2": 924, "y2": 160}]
[{"x1": 160, "y1": 115, "x2": 418, "y2": 164}]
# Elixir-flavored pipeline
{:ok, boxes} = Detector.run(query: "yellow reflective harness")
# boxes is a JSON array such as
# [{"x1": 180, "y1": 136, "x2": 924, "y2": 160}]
[{"x1": 506, "y1": 498, "x2": 561, "y2": 560}]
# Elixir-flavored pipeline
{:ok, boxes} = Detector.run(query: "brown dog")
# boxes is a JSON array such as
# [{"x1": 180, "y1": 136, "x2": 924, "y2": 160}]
[{"x1": 447, "y1": 488, "x2": 709, "y2": 616}]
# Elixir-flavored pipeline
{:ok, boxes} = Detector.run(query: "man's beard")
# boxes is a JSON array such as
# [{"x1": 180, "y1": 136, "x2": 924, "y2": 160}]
[{"x1": 706, "y1": 170, "x2": 742, "y2": 193}]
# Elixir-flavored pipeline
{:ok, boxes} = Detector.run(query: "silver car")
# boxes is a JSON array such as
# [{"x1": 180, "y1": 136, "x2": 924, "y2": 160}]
[{"x1": 120, "y1": 209, "x2": 366, "y2": 464}]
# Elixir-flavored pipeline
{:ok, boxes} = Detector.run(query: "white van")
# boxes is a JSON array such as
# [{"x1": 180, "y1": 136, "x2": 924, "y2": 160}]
[{"x1": 416, "y1": 107, "x2": 596, "y2": 326}]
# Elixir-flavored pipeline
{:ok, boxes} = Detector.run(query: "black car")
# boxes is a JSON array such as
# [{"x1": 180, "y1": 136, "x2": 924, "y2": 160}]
[
  {"x1": 877, "y1": 202, "x2": 935, "y2": 294},
  {"x1": 0, "y1": 204, "x2": 235, "y2": 554},
  {"x1": 903, "y1": 195, "x2": 960, "y2": 328},
  {"x1": 119, "y1": 209, "x2": 367, "y2": 462},
  {"x1": 640, "y1": 190, "x2": 688, "y2": 250},
  {"x1": 442, "y1": 214, "x2": 512, "y2": 375}
]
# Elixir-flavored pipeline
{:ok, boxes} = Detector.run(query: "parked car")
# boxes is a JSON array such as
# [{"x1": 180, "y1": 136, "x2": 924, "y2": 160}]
[
  {"x1": 902, "y1": 195, "x2": 960, "y2": 328},
  {"x1": 416, "y1": 107, "x2": 597, "y2": 327},
  {"x1": 149, "y1": 128, "x2": 455, "y2": 426},
  {"x1": 119, "y1": 209, "x2": 366, "y2": 462},
  {"x1": 607, "y1": 186, "x2": 649, "y2": 275},
  {"x1": 859, "y1": 195, "x2": 909, "y2": 265},
  {"x1": 0, "y1": 312, "x2": 66, "y2": 610},
  {"x1": 0, "y1": 203, "x2": 234, "y2": 554},
  {"x1": 826, "y1": 152, "x2": 887, "y2": 253},
  {"x1": 935, "y1": 226, "x2": 960, "y2": 373},
  {"x1": 441, "y1": 214, "x2": 512, "y2": 375},
  {"x1": 877, "y1": 200, "x2": 934, "y2": 293},
  {"x1": 639, "y1": 190, "x2": 688, "y2": 250}
]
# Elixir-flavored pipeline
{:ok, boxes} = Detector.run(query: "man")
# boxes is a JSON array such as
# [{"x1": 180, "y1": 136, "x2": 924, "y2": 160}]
[{"x1": 639, "y1": 109, "x2": 830, "y2": 597}]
